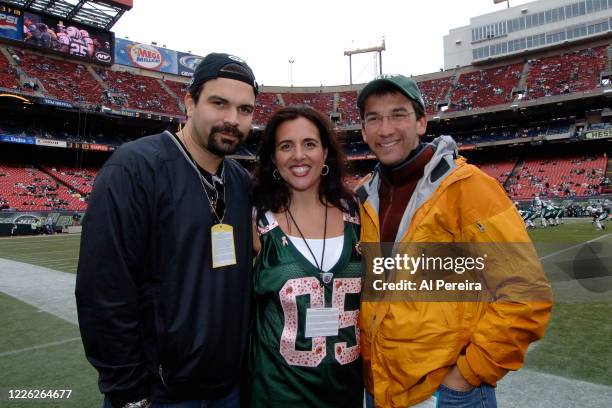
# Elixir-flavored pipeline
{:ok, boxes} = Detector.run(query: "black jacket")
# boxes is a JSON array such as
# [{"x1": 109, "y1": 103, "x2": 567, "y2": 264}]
[{"x1": 75, "y1": 132, "x2": 253, "y2": 408}]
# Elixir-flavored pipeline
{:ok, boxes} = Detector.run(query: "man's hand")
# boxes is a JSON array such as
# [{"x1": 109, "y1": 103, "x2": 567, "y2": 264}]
[{"x1": 442, "y1": 365, "x2": 474, "y2": 392}]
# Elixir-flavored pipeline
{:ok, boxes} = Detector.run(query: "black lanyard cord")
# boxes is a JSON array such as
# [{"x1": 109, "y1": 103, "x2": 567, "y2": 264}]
[{"x1": 287, "y1": 204, "x2": 328, "y2": 273}]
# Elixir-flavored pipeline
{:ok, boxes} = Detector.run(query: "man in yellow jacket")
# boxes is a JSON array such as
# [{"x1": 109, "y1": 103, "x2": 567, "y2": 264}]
[{"x1": 356, "y1": 75, "x2": 552, "y2": 407}]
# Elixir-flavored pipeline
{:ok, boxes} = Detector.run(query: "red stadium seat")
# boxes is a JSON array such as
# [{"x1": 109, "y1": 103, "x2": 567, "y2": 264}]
[
  {"x1": 476, "y1": 159, "x2": 517, "y2": 185},
  {"x1": 13, "y1": 49, "x2": 104, "y2": 106},
  {"x1": 0, "y1": 51, "x2": 20, "y2": 90},
  {"x1": 0, "y1": 164, "x2": 90, "y2": 211},
  {"x1": 507, "y1": 154, "x2": 607, "y2": 199},
  {"x1": 336, "y1": 91, "x2": 360, "y2": 126},
  {"x1": 525, "y1": 46, "x2": 606, "y2": 99},
  {"x1": 449, "y1": 64, "x2": 522, "y2": 111},
  {"x1": 418, "y1": 77, "x2": 453, "y2": 115},
  {"x1": 101, "y1": 69, "x2": 183, "y2": 116},
  {"x1": 281, "y1": 92, "x2": 334, "y2": 116},
  {"x1": 165, "y1": 79, "x2": 189, "y2": 99}
]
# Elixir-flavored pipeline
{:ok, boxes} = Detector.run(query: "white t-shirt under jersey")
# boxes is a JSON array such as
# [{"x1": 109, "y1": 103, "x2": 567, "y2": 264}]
[{"x1": 265, "y1": 211, "x2": 344, "y2": 272}]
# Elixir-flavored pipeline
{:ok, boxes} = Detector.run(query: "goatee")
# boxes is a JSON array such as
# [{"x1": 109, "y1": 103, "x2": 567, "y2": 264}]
[{"x1": 207, "y1": 124, "x2": 247, "y2": 156}]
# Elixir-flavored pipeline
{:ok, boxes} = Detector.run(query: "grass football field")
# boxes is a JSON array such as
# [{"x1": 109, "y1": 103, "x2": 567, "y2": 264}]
[{"x1": 0, "y1": 220, "x2": 610, "y2": 407}]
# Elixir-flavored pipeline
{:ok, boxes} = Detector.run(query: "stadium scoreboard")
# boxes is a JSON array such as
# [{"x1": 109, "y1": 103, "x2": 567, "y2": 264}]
[{"x1": 0, "y1": 1, "x2": 114, "y2": 65}]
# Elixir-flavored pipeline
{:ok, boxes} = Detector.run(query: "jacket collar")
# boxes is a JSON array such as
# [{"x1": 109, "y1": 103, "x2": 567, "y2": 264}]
[
  {"x1": 359, "y1": 136, "x2": 461, "y2": 245},
  {"x1": 379, "y1": 143, "x2": 433, "y2": 187}
]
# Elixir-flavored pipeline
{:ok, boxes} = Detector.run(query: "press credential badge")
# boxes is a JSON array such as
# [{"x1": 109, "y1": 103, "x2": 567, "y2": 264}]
[{"x1": 211, "y1": 224, "x2": 237, "y2": 268}]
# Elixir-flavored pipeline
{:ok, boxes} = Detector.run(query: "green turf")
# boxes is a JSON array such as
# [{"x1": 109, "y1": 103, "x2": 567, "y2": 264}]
[
  {"x1": 522, "y1": 221, "x2": 612, "y2": 384},
  {"x1": 0, "y1": 221, "x2": 610, "y2": 406},
  {"x1": 0, "y1": 292, "x2": 100, "y2": 407},
  {"x1": 0, "y1": 291, "x2": 79, "y2": 354},
  {"x1": 0, "y1": 234, "x2": 81, "y2": 274},
  {"x1": 529, "y1": 219, "x2": 608, "y2": 244},
  {"x1": 524, "y1": 302, "x2": 612, "y2": 385}
]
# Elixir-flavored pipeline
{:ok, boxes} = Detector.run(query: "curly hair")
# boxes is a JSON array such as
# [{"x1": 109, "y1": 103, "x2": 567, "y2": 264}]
[{"x1": 253, "y1": 106, "x2": 357, "y2": 219}]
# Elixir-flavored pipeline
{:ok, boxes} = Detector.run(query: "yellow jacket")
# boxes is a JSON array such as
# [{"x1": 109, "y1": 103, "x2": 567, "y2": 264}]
[{"x1": 358, "y1": 137, "x2": 552, "y2": 407}]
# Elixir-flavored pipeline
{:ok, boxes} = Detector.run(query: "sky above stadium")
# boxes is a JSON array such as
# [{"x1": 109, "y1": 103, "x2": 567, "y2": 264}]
[{"x1": 112, "y1": 0, "x2": 533, "y2": 87}]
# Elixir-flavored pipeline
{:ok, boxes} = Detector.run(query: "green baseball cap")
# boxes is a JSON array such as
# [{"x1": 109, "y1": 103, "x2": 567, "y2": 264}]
[{"x1": 357, "y1": 74, "x2": 425, "y2": 118}]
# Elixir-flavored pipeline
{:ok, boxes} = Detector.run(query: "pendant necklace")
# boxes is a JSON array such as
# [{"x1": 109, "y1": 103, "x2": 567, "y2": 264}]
[{"x1": 287, "y1": 205, "x2": 333, "y2": 284}]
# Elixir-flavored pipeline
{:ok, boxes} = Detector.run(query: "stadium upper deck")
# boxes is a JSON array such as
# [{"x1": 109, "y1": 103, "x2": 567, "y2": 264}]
[{"x1": 0, "y1": 39, "x2": 610, "y2": 127}]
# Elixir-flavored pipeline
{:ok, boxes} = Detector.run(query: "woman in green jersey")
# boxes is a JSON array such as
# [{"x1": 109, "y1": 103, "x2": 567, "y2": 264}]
[{"x1": 250, "y1": 106, "x2": 363, "y2": 407}]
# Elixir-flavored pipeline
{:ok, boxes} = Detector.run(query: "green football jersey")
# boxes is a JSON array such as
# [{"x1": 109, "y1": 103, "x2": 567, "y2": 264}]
[{"x1": 250, "y1": 212, "x2": 363, "y2": 408}]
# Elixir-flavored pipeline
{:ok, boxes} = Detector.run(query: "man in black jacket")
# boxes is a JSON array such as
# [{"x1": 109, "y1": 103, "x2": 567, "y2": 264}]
[{"x1": 76, "y1": 53, "x2": 258, "y2": 408}]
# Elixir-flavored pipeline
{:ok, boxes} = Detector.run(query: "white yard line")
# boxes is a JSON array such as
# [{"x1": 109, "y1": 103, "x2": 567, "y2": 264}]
[
  {"x1": 1, "y1": 235, "x2": 611, "y2": 407},
  {"x1": 0, "y1": 258, "x2": 77, "y2": 324},
  {"x1": 539, "y1": 233, "x2": 611, "y2": 261},
  {"x1": 0, "y1": 337, "x2": 81, "y2": 357}
]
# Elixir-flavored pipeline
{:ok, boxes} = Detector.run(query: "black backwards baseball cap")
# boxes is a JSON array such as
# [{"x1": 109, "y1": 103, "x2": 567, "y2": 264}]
[
  {"x1": 188, "y1": 52, "x2": 258, "y2": 96},
  {"x1": 357, "y1": 74, "x2": 425, "y2": 118}
]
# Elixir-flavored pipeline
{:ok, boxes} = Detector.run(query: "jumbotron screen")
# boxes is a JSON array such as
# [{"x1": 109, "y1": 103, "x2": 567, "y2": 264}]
[
  {"x1": 0, "y1": 5, "x2": 114, "y2": 65},
  {"x1": 22, "y1": 12, "x2": 113, "y2": 64}
]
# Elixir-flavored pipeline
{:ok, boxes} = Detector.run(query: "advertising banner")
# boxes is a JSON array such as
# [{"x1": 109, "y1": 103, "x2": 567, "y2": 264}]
[
  {"x1": 40, "y1": 98, "x2": 74, "y2": 109},
  {"x1": 115, "y1": 38, "x2": 178, "y2": 74},
  {"x1": 176, "y1": 52, "x2": 203, "y2": 77},
  {"x1": 583, "y1": 129, "x2": 612, "y2": 140},
  {"x1": 22, "y1": 11, "x2": 113, "y2": 64},
  {"x1": 88, "y1": 143, "x2": 110, "y2": 151},
  {"x1": 0, "y1": 6, "x2": 23, "y2": 41},
  {"x1": 35, "y1": 138, "x2": 67, "y2": 148},
  {"x1": 0, "y1": 134, "x2": 36, "y2": 144}
]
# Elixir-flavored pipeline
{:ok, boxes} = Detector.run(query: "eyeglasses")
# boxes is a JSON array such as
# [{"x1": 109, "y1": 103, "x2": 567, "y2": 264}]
[{"x1": 363, "y1": 111, "x2": 415, "y2": 129}]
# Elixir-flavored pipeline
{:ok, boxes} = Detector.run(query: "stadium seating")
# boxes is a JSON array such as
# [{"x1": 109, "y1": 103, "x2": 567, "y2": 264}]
[
  {"x1": 101, "y1": 69, "x2": 183, "y2": 115},
  {"x1": 164, "y1": 79, "x2": 189, "y2": 98},
  {"x1": 0, "y1": 52, "x2": 20, "y2": 90},
  {"x1": 12, "y1": 49, "x2": 104, "y2": 106},
  {"x1": 450, "y1": 64, "x2": 522, "y2": 111},
  {"x1": 525, "y1": 46, "x2": 606, "y2": 99},
  {"x1": 281, "y1": 92, "x2": 334, "y2": 116},
  {"x1": 4, "y1": 44, "x2": 610, "y2": 120},
  {"x1": 345, "y1": 143, "x2": 373, "y2": 159},
  {"x1": 0, "y1": 121, "x2": 38, "y2": 138},
  {"x1": 508, "y1": 154, "x2": 607, "y2": 199},
  {"x1": 336, "y1": 91, "x2": 360, "y2": 126},
  {"x1": 417, "y1": 77, "x2": 453, "y2": 115},
  {"x1": 546, "y1": 120, "x2": 572, "y2": 135},
  {"x1": 253, "y1": 92, "x2": 282, "y2": 125},
  {"x1": 43, "y1": 166, "x2": 97, "y2": 196},
  {"x1": 588, "y1": 122, "x2": 612, "y2": 130},
  {"x1": 476, "y1": 160, "x2": 516, "y2": 185},
  {"x1": 0, "y1": 164, "x2": 88, "y2": 211}
]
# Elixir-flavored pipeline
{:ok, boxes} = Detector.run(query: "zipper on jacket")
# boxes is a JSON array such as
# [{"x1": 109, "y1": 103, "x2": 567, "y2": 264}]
[{"x1": 159, "y1": 364, "x2": 167, "y2": 386}]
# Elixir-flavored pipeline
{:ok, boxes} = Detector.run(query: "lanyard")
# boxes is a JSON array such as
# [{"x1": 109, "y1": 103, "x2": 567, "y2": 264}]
[
  {"x1": 287, "y1": 205, "x2": 329, "y2": 279},
  {"x1": 167, "y1": 132, "x2": 226, "y2": 223}
]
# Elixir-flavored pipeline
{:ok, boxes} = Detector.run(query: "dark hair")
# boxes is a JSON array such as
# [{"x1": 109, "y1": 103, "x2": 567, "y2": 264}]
[
  {"x1": 253, "y1": 106, "x2": 358, "y2": 219},
  {"x1": 360, "y1": 83, "x2": 426, "y2": 121}
]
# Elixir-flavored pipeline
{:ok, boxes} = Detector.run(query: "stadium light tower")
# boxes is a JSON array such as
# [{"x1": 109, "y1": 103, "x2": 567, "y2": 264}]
[
  {"x1": 288, "y1": 59, "x2": 295, "y2": 87},
  {"x1": 344, "y1": 38, "x2": 386, "y2": 85},
  {"x1": 493, "y1": 0, "x2": 511, "y2": 8}
]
